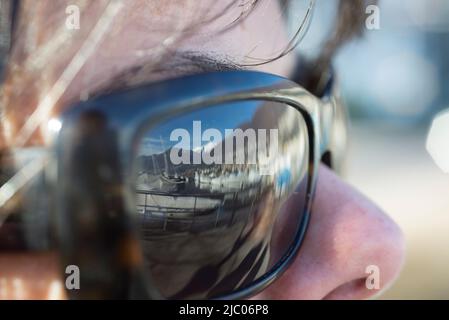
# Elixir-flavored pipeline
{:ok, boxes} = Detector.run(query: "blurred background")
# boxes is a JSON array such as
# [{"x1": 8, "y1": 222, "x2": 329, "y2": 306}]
[{"x1": 299, "y1": 0, "x2": 449, "y2": 299}]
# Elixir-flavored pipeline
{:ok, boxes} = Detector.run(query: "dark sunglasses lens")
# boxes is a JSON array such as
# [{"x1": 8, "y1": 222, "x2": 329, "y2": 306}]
[{"x1": 133, "y1": 100, "x2": 310, "y2": 299}]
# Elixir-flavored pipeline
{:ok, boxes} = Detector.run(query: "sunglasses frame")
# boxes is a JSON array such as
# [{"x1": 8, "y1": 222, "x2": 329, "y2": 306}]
[{"x1": 52, "y1": 70, "x2": 347, "y2": 300}]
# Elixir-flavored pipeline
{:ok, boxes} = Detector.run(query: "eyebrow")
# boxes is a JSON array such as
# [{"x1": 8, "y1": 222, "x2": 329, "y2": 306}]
[{"x1": 91, "y1": 51, "x2": 244, "y2": 98}]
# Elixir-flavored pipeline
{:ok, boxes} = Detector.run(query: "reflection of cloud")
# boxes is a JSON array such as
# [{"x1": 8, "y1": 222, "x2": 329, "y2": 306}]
[
  {"x1": 140, "y1": 137, "x2": 167, "y2": 155},
  {"x1": 193, "y1": 140, "x2": 218, "y2": 153}
]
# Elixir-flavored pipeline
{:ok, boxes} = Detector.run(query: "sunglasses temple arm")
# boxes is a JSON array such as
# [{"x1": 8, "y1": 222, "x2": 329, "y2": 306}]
[{"x1": 318, "y1": 99, "x2": 335, "y2": 157}]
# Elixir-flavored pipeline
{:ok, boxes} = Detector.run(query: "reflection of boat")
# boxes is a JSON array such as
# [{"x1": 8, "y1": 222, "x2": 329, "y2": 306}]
[
  {"x1": 136, "y1": 186, "x2": 264, "y2": 234},
  {"x1": 194, "y1": 167, "x2": 264, "y2": 192},
  {"x1": 161, "y1": 171, "x2": 187, "y2": 184}
]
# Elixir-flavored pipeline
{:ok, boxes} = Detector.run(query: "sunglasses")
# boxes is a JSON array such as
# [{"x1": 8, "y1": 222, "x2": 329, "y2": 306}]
[{"x1": 0, "y1": 70, "x2": 347, "y2": 299}]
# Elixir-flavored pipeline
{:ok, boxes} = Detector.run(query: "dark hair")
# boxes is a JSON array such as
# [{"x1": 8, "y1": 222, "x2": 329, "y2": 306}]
[{"x1": 306, "y1": 0, "x2": 377, "y2": 91}]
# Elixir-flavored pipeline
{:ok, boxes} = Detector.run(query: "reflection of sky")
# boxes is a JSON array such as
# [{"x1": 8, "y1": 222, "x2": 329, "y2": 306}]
[{"x1": 140, "y1": 100, "x2": 261, "y2": 155}]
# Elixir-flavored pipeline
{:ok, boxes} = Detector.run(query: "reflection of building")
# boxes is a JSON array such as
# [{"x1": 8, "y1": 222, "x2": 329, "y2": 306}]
[
  {"x1": 136, "y1": 166, "x2": 268, "y2": 234},
  {"x1": 194, "y1": 166, "x2": 263, "y2": 192}
]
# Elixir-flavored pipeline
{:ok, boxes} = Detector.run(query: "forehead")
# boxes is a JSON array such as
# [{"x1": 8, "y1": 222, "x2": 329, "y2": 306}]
[
  {"x1": 12, "y1": 0, "x2": 253, "y2": 58},
  {"x1": 1, "y1": 0, "x2": 292, "y2": 147},
  {"x1": 7, "y1": 0, "x2": 289, "y2": 90}
]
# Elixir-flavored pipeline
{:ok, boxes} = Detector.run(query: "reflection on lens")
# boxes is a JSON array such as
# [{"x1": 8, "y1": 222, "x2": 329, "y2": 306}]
[{"x1": 133, "y1": 100, "x2": 309, "y2": 299}]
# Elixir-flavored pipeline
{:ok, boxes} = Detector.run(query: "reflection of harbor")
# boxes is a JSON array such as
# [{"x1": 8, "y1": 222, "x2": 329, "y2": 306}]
[
  {"x1": 133, "y1": 100, "x2": 310, "y2": 298},
  {"x1": 134, "y1": 101, "x2": 309, "y2": 235},
  {"x1": 135, "y1": 134, "x2": 277, "y2": 234}
]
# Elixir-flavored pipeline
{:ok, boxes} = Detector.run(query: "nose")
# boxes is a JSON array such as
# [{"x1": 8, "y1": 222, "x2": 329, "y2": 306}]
[{"x1": 254, "y1": 164, "x2": 406, "y2": 299}]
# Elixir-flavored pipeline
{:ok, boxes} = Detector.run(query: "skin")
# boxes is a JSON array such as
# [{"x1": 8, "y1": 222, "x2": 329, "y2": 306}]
[{"x1": 0, "y1": 0, "x2": 405, "y2": 299}]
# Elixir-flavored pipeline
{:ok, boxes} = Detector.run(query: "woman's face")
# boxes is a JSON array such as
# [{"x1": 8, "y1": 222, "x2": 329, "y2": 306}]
[{"x1": 0, "y1": 0, "x2": 405, "y2": 299}]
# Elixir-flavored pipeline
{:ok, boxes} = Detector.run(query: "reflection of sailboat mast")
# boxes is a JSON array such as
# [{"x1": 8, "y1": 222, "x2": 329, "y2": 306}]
[
  {"x1": 160, "y1": 135, "x2": 170, "y2": 176},
  {"x1": 151, "y1": 154, "x2": 159, "y2": 174},
  {"x1": 159, "y1": 136, "x2": 181, "y2": 180}
]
